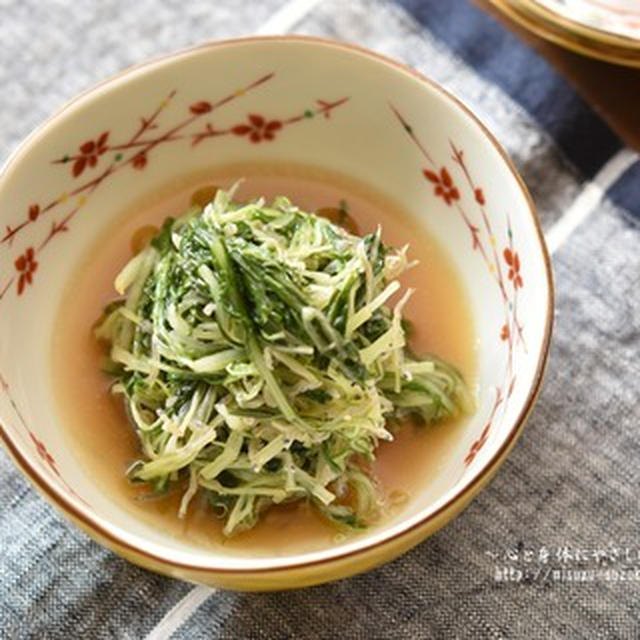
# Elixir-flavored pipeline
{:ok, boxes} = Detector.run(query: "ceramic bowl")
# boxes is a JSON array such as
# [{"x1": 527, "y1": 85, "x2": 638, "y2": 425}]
[{"x1": 0, "y1": 36, "x2": 552, "y2": 590}]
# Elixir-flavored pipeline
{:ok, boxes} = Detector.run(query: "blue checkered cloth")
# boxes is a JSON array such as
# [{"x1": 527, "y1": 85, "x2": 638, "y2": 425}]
[{"x1": 2, "y1": 1, "x2": 639, "y2": 637}]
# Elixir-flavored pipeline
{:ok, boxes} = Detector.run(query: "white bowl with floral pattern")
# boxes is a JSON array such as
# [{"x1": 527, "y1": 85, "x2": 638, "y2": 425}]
[{"x1": 0, "y1": 36, "x2": 552, "y2": 590}]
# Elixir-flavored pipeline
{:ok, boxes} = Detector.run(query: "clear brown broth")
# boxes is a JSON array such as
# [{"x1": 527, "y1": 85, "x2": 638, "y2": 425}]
[{"x1": 51, "y1": 164, "x2": 475, "y2": 555}]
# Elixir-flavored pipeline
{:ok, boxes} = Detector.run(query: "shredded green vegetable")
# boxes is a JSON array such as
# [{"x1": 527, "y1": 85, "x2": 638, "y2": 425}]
[{"x1": 96, "y1": 185, "x2": 472, "y2": 536}]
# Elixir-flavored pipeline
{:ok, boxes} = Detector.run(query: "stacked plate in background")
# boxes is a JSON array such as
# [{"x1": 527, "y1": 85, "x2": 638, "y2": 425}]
[{"x1": 489, "y1": 0, "x2": 640, "y2": 66}]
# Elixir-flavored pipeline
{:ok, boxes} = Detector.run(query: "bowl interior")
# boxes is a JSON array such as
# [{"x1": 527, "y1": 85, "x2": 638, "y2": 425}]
[{"x1": 0, "y1": 38, "x2": 551, "y2": 571}]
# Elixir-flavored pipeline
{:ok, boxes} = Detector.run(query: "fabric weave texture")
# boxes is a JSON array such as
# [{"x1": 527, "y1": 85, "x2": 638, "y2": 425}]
[{"x1": 1, "y1": 0, "x2": 639, "y2": 638}]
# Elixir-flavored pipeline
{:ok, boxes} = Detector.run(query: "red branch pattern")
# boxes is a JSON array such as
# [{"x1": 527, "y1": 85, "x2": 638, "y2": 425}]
[
  {"x1": 464, "y1": 389, "x2": 503, "y2": 466},
  {"x1": 0, "y1": 73, "x2": 349, "y2": 301},
  {"x1": 390, "y1": 105, "x2": 527, "y2": 466},
  {"x1": 0, "y1": 372, "x2": 86, "y2": 504},
  {"x1": 0, "y1": 76, "x2": 350, "y2": 506}
]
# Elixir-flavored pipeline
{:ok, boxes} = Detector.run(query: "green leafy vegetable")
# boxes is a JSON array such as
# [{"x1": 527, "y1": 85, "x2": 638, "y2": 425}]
[{"x1": 96, "y1": 185, "x2": 472, "y2": 536}]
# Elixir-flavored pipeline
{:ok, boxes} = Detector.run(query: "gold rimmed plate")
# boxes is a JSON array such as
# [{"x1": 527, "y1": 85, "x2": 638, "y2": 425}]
[
  {"x1": 523, "y1": 0, "x2": 640, "y2": 46},
  {"x1": 490, "y1": 0, "x2": 640, "y2": 67}
]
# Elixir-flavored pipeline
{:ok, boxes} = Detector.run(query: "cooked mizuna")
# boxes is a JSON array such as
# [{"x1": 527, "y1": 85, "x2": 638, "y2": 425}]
[{"x1": 96, "y1": 186, "x2": 472, "y2": 536}]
